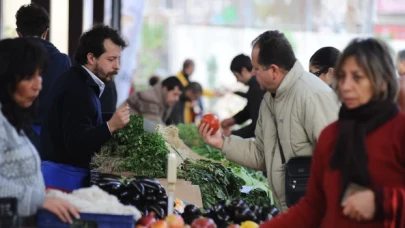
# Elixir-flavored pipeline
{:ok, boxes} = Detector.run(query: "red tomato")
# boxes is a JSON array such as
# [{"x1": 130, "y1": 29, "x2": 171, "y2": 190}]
[{"x1": 200, "y1": 114, "x2": 219, "y2": 135}]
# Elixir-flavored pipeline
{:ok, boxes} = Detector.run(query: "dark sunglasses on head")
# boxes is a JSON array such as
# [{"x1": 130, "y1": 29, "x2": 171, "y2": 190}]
[{"x1": 312, "y1": 68, "x2": 328, "y2": 77}]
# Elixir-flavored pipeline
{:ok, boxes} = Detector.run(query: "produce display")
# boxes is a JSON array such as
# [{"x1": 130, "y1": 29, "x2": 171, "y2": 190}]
[
  {"x1": 181, "y1": 200, "x2": 279, "y2": 227},
  {"x1": 136, "y1": 199, "x2": 278, "y2": 228},
  {"x1": 91, "y1": 115, "x2": 169, "y2": 177},
  {"x1": 90, "y1": 171, "x2": 182, "y2": 219},
  {"x1": 176, "y1": 124, "x2": 274, "y2": 207},
  {"x1": 200, "y1": 114, "x2": 220, "y2": 135},
  {"x1": 46, "y1": 186, "x2": 142, "y2": 220},
  {"x1": 90, "y1": 115, "x2": 276, "y2": 219}
]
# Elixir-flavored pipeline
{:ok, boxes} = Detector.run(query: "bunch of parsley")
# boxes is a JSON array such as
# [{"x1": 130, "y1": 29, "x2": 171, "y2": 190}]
[{"x1": 95, "y1": 115, "x2": 169, "y2": 177}]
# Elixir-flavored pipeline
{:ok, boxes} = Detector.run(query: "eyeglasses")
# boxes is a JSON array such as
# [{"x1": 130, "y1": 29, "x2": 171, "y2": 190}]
[{"x1": 311, "y1": 68, "x2": 328, "y2": 77}]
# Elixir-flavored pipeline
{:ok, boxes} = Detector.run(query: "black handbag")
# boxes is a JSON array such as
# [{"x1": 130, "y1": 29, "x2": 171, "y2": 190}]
[{"x1": 276, "y1": 129, "x2": 312, "y2": 208}]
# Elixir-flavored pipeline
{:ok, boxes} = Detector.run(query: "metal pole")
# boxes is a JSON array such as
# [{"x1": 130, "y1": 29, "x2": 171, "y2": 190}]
[
  {"x1": 0, "y1": 0, "x2": 3, "y2": 39},
  {"x1": 111, "y1": 0, "x2": 121, "y2": 31}
]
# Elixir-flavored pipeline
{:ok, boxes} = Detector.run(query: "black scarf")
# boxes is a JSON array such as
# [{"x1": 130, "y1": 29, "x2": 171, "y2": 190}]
[{"x1": 330, "y1": 100, "x2": 399, "y2": 201}]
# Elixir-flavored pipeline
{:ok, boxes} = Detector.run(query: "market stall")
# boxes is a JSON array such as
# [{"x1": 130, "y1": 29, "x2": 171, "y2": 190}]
[{"x1": 29, "y1": 115, "x2": 278, "y2": 228}]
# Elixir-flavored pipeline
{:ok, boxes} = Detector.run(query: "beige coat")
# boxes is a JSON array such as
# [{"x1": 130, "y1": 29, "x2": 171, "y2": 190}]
[
  {"x1": 127, "y1": 84, "x2": 173, "y2": 125},
  {"x1": 222, "y1": 61, "x2": 340, "y2": 212}
]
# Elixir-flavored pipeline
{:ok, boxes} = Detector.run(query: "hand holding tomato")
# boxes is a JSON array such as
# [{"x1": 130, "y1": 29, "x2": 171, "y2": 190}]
[
  {"x1": 200, "y1": 114, "x2": 219, "y2": 135},
  {"x1": 198, "y1": 114, "x2": 224, "y2": 149}
]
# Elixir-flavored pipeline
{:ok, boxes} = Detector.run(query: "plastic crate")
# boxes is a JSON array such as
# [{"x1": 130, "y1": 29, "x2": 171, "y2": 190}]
[{"x1": 37, "y1": 209, "x2": 135, "y2": 228}]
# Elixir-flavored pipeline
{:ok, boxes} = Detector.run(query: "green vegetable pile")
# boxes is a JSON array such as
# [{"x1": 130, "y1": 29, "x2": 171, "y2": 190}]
[
  {"x1": 177, "y1": 124, "x2": 224, "y2": 160},
  {"x1": 177, "y1": 124, "x2": 274, "y2": 208},
  {"x1": 241, "y1": 189, "x2": 273, "y2": 208},
  {"x1": 178, "y1": 159, "x2": 245, "y2": 208},
  {"x1": 91, "y1": 115, "x2": 169, "y2": 177}
]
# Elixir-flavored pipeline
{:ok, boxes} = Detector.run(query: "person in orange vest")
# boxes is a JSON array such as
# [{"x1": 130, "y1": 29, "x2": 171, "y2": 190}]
[{"x1": 176, "y1": 59, "x2": 222, "y2": 122}]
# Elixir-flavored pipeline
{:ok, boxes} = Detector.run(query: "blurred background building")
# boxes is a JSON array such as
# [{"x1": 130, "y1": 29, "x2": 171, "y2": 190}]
[{"x1": 1, "y1": 0, "x2": 405, "y2": 117}]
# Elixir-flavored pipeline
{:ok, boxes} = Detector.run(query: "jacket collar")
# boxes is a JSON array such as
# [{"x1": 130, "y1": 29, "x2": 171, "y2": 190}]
[
  {"x1": 274, "y1": 60, "x2": 304, "y2": 100},
  {"x1": 81, "y1": 65, "x2": 105, "y2": 97},
  {"x1": 74, "y1": 65, "x2": 101, "y2": 96}
]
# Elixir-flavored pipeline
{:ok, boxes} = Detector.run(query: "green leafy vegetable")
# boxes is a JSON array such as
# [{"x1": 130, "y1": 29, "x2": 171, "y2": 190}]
[
  {"x1": 177, "y1": 124, "x2": 205, "y2": 148},
  {"x1": 178, "y1": 159, "x2": 244, "y2": 208},
  {"x1": 91, "y1": 115, "x2": 169, "y2": 177},
  {"x1": 241, "y1": 189, "x2": 273, "y2": 207}
]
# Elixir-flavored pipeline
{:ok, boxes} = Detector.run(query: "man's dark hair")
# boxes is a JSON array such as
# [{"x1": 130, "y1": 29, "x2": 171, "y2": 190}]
[
  {"x1": 251, "y1": 30, "x2": 296, "y2": 71},
  {"x1": 398, "y1": 50, "x2": 405, "y2": 62},
  {"x1": 230, "y1": 54, "x2": 253, "y2": 73},
  {"x1": 16, "y1": 3, "x2": 50, "y2": 37},
  {"x1": 183, "y1": 59, "x2": 194, "y2": 70},
  {"x1": 161, "y1": 76, "x2": 184, "y2": 91},
  {"x1": 74, "y1": 25, "x2": 128, "y2": 65},
  {"x1": 185, "y1": 82, "x2": 203, "y2": 94},
  {"x1": 310, "y1": 47, "x2": 341, "y2": 70},
  {"x1": 0, "y1": 38, "x2": 47, "y2": 133},
  {"x1": 149, "y1": 75, "x2": 160, "y2": 86}
]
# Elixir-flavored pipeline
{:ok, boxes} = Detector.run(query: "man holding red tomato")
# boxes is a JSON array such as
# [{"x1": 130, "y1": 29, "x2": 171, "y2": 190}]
[{"x1": 199, "y1": 30, "x2": 339, "y2": 212}]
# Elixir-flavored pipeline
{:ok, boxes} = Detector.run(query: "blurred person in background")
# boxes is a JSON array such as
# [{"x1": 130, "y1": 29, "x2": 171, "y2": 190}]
[
  {"x1": 261, "y1": 38, "x2": 405, "y2": 228},
  {"x1": 127, "y1": 76, "x2": 183, "y2": 125},
  {"x1": 309, "y1": 46, "x2": 341, "y2": 86},
  {"x1": 396, "y1": 50, "x2": 405, "y2": 112},
  {"x1": 0, "y1": 38, "x2": 79, "y2": 224},
  {"x1": 149, "y1": 75, "x2": 160, "y2": 87},
  {"x1": 221, "y1": 54, "x2": 266, "y2": 138},
  {"x1": 198, "y1": 30, "x2": 339, "y2": 212},
  {"x1": 167, "y1": 82, "x2": 203, "y2": 125},
  {"x1": 16, "y1": 3, "x2": 71, "y2": 151},
  {"x1": 176, "y1": 59, "x2": 224, "y2": 119}
]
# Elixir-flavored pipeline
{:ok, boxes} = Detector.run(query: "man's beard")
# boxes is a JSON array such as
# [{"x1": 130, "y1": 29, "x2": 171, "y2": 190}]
[{"x1": 94, "y1": 64, "x2": 118, "y2": 83}]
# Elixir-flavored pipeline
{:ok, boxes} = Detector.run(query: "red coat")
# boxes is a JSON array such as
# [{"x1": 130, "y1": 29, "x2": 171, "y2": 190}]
[{"x1": 261, "y1": 113, "x2": 405, "y2": 228}]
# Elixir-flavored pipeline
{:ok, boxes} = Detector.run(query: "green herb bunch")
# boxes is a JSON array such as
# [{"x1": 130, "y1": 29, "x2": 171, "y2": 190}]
[{"x1": 92, "y1": 115, "x2": 169, "y2": 177}]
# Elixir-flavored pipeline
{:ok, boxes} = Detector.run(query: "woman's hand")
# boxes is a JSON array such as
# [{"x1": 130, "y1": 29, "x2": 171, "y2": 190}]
[
  {"x1": 43, "y1": 197, "x2": 80, "y2": 224},
  {"x1": 342, "y1": 190, "x2": 375, "y2": 222},
  {"x1": 198, "y1": 123, "x2": 225, "y2": 149}
]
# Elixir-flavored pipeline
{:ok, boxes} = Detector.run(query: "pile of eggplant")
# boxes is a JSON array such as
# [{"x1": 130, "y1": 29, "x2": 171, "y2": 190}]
[
  {"x1": 182, "y1": 200, "x2": 279, "y2": 228},
  {"x1": 90, "y1": 170, "x2": 173, "y2": 219}
]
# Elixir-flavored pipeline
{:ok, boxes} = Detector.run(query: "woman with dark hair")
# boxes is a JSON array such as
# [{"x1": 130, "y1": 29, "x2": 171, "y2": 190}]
[
  {"x1": 309, "y1": 46, "x2": 341, "y2": 86},
  {"x1": 0, "y1": 38, "x2": 79, "y2": 223},
  {"x1": 260, "y1": 38, "x2": 405, "y2": 227}
]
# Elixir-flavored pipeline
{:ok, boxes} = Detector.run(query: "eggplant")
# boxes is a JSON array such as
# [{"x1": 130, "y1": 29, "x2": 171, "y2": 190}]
[
  {"x1": 156, "y1": 200, "x2": 168, "y2": 207},
  {"x1": 145, "y1": 189, "x2": 157, "y2": 197},
  {"x1": 158, "y1": 195, "x2": 168, "y2": 201},
  {"x1": 182, "y1": 215, "x2": 198, "y2": 225},
  {"x1": 270, "y1": 206, "x2": 279, "y2": 217},
  {"x1": 260, "y1": 206, "x2": 272, "y2": 222},
  {"x1": 130, "y1": 181, "x2": 145, "y2": 195},
  {"x1": 184, "y1": 204, "x2": 201, "y2": 216},
  {"x1": 213, "y1": 204, "x2": 224, "y2": 212},
  {"x1": 140, "y1": 181, "x2": 162, "y2": 191},
  {"x1": 148, "y1": 204, "x2": 165, "y2": 219},
  {"x1": 145, "y1": 195, "x2": 157, "y2": 202}
]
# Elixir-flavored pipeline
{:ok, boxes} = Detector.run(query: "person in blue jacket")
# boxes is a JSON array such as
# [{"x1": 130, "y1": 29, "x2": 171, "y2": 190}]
[
  {"x1": 15, "y1": 3, "x2": 72, "y2": 151},
  {"x1": 40, "y1": 25, "x2": 130, "y2": 192}
]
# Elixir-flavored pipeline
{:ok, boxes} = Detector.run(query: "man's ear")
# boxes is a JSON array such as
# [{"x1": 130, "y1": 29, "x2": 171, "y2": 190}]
[
  {"x1": 41, "y1": 28, "x2": 49, "y2": 39},
  {"x1": 16, "y1": 29, "x2": 23, "y2": 38},
  {"x1": 87, "y1": 53, "x2": 96, "y2": 65},
  {"x1": 270, "y1": 64, "x2": 279, "y2": 80}
]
